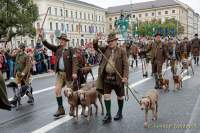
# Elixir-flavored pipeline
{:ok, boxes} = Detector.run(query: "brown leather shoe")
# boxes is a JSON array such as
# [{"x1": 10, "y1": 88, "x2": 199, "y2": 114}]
[{"x1": 53, "y1": 106, "x2": 65, "y2": 117}]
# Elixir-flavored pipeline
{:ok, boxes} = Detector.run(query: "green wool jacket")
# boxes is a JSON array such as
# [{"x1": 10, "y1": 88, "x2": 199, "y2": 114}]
[{"x1": 0, "y1": 72, "x2": 11, "y2": 110}]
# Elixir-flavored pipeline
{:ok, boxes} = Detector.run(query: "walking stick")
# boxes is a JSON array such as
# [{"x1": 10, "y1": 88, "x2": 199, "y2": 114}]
[
  {"x1": 38, "y1": 7, "x2": 50, "y2": 40},
  {"x1": 97, "y1": 48, "x2": 140, "y2": 105}
]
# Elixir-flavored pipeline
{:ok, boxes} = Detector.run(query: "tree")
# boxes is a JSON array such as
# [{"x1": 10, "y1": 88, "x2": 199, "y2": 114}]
[
  {"x1": 134, "y1": 18, "x2": 184, "y2": 37},
  {"x1": 0, "y1": 0, "x2": 39, "y2": 43}
]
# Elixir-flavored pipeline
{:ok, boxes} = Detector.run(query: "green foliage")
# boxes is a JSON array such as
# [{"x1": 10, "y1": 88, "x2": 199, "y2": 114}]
[
  {"x1": 132, "y1": 18, "x2": 184, "y2": 37},
  {"x1": 0, "y1": 0, "x2": 39, "y2": 41}
]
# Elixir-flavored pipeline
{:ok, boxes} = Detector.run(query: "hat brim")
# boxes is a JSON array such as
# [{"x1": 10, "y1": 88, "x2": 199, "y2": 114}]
[
  {"x1": 107, "y1": 38, "x2": 118, "y2": 43},
  {"x1": 57, "y1": 37, "x2": 70, "y2": 42}
]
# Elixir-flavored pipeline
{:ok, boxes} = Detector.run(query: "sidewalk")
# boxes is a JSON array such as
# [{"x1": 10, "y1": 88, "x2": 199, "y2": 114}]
[
  {"x1": 5, "y1": 72, "x2": 55, "y2": 84},
  {"x1": 5, "y1": 65, "x2": 99, "y2": 84}
]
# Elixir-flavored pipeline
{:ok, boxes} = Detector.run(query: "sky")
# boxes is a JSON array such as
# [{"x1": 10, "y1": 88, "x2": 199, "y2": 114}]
[{"x1": 80, "y1": 0, "x2": 200, "y2": 14}]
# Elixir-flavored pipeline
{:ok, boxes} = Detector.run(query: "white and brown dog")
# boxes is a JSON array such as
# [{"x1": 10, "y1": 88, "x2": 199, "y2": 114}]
[
  {"x1": 140, "y1": 89, "x2": 159, "y2": 128},
  {"x1": 173, "y1": 75, "x2": 183, "y2": 91},
  {"x1": 181, "y1": 58, "x2": 194, "y2": 75},
  {"x1": 159, "y1": 78, "x2": 169, "y2": 93}
]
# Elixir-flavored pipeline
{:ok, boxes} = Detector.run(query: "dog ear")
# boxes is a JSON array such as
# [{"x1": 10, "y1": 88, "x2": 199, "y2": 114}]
[{"x1": 63, "y1": 90, "x2": 67, "y2": 97}]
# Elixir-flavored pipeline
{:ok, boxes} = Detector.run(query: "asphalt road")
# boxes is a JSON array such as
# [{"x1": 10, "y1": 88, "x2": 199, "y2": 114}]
[{"x1": 0, "y1": 62, "x2": 200, "y2": 133}]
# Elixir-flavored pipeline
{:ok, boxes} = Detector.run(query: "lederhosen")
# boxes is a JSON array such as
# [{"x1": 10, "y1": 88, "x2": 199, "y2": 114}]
[{"x1": 103, "y1": 49, "x2": 124, "y2": 97}]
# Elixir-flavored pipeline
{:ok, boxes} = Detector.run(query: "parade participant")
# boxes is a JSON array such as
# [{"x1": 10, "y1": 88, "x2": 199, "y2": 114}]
[
  {"x1": 94, "y1": 32, "x2": 129, "y2": 124},
  {"x1": 130, "y1": 43, "x2": 139, "y2": 68},
  {"x1": 151, "y1": 33, "x2": 168, "y2": 89},
  {"x1": 191, "y1": 34, "x2": 200, "y2": 65},
  {"x1": 6, "y1": 43, "x2": 33, "y2": 105},
  {"x1": 168, "y1": 38, "x2": 180, "y2": 75},
  {"x1": 180, "y1": 37, "x2": 191, "y2": 60},
  {"x1": 39, "y1": 32, "x2": 78, "y2": 118},
  {"x1": 0, "y1": 71, "x2": 11, "y2": 111}
]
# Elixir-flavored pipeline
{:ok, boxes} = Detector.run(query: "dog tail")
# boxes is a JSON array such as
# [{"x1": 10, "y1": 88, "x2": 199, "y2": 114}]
[{"x1": 7, "y1": 82, "x2": 18, "y2": 88}]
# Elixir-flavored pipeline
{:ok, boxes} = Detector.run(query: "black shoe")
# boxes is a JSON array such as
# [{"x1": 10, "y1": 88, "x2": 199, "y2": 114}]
[
  {"x1": 27, "y1": 96, "x2": 34, "y2": 105},
  {"x1": 54, "y1": 106, "x2": 65, "y2": 117},
  {"x1": 102, "y1": 114, "x2": 112, "y2": 124},
  {"x1": 114, "y1": 112, "x2": 123, "y2": 121},
  {"x1": 154, "y1": 86, "x2": 159, "y2": 89}
]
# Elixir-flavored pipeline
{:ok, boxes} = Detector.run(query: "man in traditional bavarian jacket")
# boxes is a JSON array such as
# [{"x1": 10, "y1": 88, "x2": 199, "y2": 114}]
[
  {"x1": 10, "y1": 43, "x2": 33, "y2": 104},
  {"x1": 167, "y1": 38, "x2": 180, "y2": 75},
  {"x1": 39, "y1": 32, "x2": 78, "y2": 118},
  {"x1": 180, "y1": 37, "x2": 191, "y2": 60},
  {"x1": 0, "y1": 71, "x2": 11, "y2": 110},
  {"x1": 191, "y1": 34, "x2": 200, "y2": 65},
  {"x1": 151, "y1": 33, "x2": 168, "y2": 89},
  {"x1": 94, "y1": 32, "x2": 129, "y2": 124}
]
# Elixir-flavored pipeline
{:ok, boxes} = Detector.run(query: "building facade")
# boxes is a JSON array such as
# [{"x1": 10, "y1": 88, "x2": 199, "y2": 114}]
[
  {"x1": 13, "y1": 0, "x2": 106, "y2": 48},
  {"x1": 106, "y1": 0, "x2": 199, "y2": 39},
  {"x1": 11, "y1": 0, "x2": 200, "y2": 48}
]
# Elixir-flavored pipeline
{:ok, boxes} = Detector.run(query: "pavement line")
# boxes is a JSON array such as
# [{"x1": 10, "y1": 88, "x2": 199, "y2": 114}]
[
  {"x1": 182, "y1": 75, "x2": 192, "y2": 81},
  {"x1": 30, "y1": 75, "x2": 154, "y2": 133},
  {"x1": 30, "y1": 66, "x2": 191, "y2": 133},
  {"x1": 184, "y1": 89, "x2": 200, "y2": 133},
  {"x1": 32, "y1": 109, "x2": 83, "y2": 133}
]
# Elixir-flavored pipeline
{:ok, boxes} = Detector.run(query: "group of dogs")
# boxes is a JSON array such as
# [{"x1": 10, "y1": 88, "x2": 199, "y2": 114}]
[
  {"x1": 140, "y1": 57, "x2": 194, "y2": 127},
  {"x1": 6, "y1": 58, "x2": 194, "y2": 128}
]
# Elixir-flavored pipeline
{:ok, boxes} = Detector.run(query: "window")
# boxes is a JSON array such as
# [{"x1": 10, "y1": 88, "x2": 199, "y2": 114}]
[
  {"x1": 56, "y1": 23, "x2": 58, "y2": 30},
  {"x1": 31, "y1": 40, "x2": 34, "y2": 48},
  {"x1": 72, "y1": 39, "x2": 75, "y2": 46},
  {"x1": 24, "y1": 40, "x2": 27, "y2": 45},
  {"x1": 77, "y1": 39, "x2": 79, "y2": 45},
  {"x1": 165, "y1": 11, "x2": 168, "y2": 14},
  {"x1": 96, "y1": 26, "x2": 98, "y2": 32},
  {"x1": 103, "y1": 27, "x2": 104, "y2": 33},
  {"x1": 158, "y1": 12, "x2": 161, "y2": 15},
  {"x1": 109, "y1": 18, "x2": 112, "y2": 21},
  {"x1": 139, "y1": 14, "x2": 142, "y2": 18},
  {"x1": 145, "y1": 13, "x2": 148, "y2": 17},
  {"x1": 71, "y1": 24, "x2": 74, "y2": 32},
  {"x1": 80, "y1": 12, "x2": 82, "y2": 19},
  {"x1": 99, "y1": 16, "x2": 101, "y2": 21},
  {"x1": 109, "y1": 24, "x2": 112, "y2": 30},
  {"x1": 75, "y1": 11, "x2": 77, "y2": 18},
  {"x1": 66, "y1": 24, "x2": 69, "y2": 31},
  {"x1": 71, "y1": 11, "x2": 73, "y2": 18},
  {"x1": 55, "y1": 8, "x2": 57, "y2": 16},
  {"x1": 85, "y1": 25, "x2": 87, "y2": 32},
  {"x1": 88, "y1": 14, "x2": 90, "y2": 20},
  {"x1": 49, "y1": 7, "x2": 51, "y2": 15},
  {"x1": 172, "y1": 10, "x2": 176, "y2": 13},
  {"x1": 61, "y1": 23, "x2": 64, "y2": 31},
  {"x1": 76, "y1": 24, "x2": 79, "y2": 32},
  {"x1": 60, "y1": 9, "x2": 63, "y2": 16},
  {"x1": 92, "y1": 14, "x2": 94, "y2": 20},
  {"x1": 50, "y1": 22, "x2": 53, "y2": 30},
  {"x1": 132, "y1": 15, "x2": 135, "y2": 18},
  {"x1": 115, "y1": 17, "x2": 117, "y2": 20},
  {"x1": 80, "y1": 25, "x2": 82, "y2": 32},
  {"x1": 99, "y1": 27, "x2": 101, "y2": 32},
  {"x1": 65, "y1": 10, "x2": 68, "y2": 17},
  {"x1": 83, "y1": 13, "x2": 86, "y2": 20},
  {"x1": 152, "y1": 12, "x2": 155, "y2": 16}
]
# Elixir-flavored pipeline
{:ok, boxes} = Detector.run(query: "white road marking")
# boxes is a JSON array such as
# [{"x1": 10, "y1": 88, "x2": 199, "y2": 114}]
[
  {"x1": 30, "y1": 74, "x2": 155, "y2": 133},
  {"x1": 28, "y1": 65, "x2": 192, "y2": 133},
  {"x1": 184, "y1": 90, "x2": 200, "y2": 133},
  {"x1": 32, "y1": 108, "x2": 83, "y2": 133}
]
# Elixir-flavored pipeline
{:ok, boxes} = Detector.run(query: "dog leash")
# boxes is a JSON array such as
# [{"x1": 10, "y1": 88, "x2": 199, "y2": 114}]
[{"x1": 97, "y1": 48, "x2": 141, "y2": 105}]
